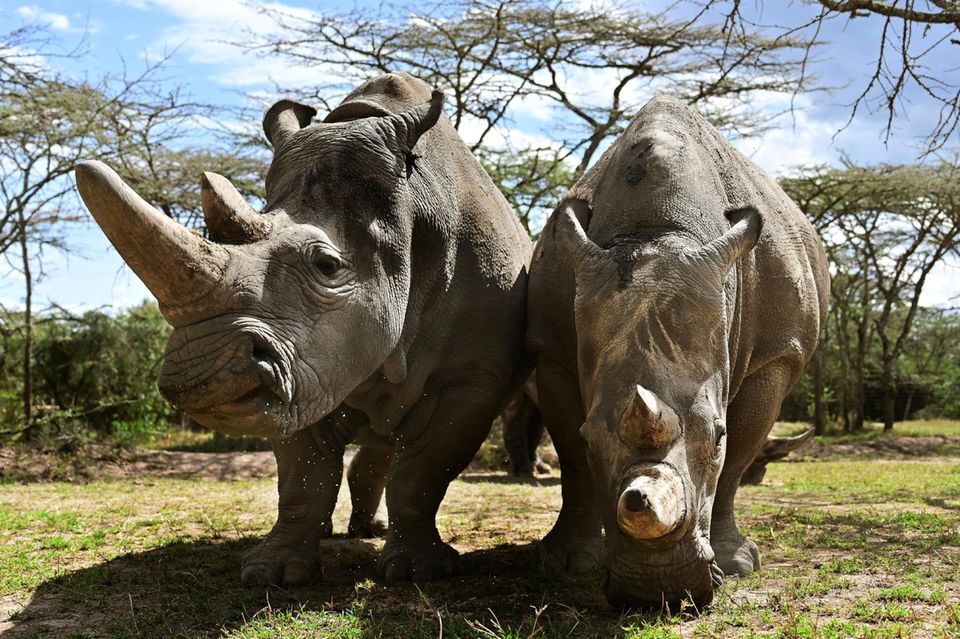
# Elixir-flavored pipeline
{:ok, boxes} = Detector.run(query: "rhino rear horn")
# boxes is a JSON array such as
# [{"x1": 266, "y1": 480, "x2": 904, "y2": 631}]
[
  {"x1": 201, "y1": 172, "x2": 271, "y2": 244},
  {"x1": 263, "y1": 99, "x2": 317, "y2": 147},
  {"x1": 386, "y1": 90, "x2": 444, "y2": 151},
  {"x1": 619, "y1": 384, "x2": 681, "y2": 449}
]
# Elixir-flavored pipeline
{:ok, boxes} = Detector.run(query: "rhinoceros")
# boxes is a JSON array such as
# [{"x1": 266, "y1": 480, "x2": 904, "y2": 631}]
[
  {"x1": 527, "y1": 96, "x2": 829, "y2": 609},
  {"x1": 75, "y1": 72, "x2": 532, "y2": 585}
]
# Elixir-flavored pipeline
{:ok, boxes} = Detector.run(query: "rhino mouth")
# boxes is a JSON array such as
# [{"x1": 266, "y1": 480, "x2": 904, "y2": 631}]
[
  {"x1": 158, "y1": 317, "x2": 298, "y2": 436},
  {"x1": 199, "y1": 382, "x2": 281, "y2": 416},
  {"x1": 602, "y1": 530, "x2": 720, "y2": 612}
]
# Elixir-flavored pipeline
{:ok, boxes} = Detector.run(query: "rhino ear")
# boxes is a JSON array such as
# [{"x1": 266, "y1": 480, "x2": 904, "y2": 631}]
[
  {"x1": 385, "y1": 90, "x2": 444, "y2": 151},
  {"x1": 552, "y1": 199, "x2": 605, "y2": 265},
  {"x1": 263, "y1": 99, "x2": 318, "y2": 147},
  {"x1": 693, "y1": 204, "x2": 762, "y2": 277}
]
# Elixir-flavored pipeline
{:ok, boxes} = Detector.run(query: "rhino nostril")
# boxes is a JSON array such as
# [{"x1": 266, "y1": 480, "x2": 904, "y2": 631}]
[
  {"x1": 622, "y1": 489, "x2": 650, "y2": 512},
  {"x1": 251, "y1": 344, "x2": 273, "y2": 365}
]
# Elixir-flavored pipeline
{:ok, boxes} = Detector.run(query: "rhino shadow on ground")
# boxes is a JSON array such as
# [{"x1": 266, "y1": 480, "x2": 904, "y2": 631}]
[{"x1": 3, "y1": 535, "x2": 609, "y2": 638}]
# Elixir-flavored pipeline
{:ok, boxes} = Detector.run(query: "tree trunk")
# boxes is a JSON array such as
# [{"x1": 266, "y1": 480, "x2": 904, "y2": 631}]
[
  {"x1": 835, "y1": 310, "x2": 852, "y2": 432},
  {"x1": 853, "y1": 324, "x2": 867, "y2": 432},
  {"x1": 902, "y1": 385, "x2": 917, "y2": 421},
  {"x1": 882, "y1": 359, "x2": 896, "y2": 431},
  {"x1": 812, "y1": 345, "x2": 826, "y2": 435},
  {"x1": 18, "y1": 219, "x2": 34, "y2": 441}
]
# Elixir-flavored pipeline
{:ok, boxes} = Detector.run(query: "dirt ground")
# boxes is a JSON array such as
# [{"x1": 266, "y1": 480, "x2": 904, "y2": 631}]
[{"x1": 1, "y1": 431, "x2": 956, "y2": 483}]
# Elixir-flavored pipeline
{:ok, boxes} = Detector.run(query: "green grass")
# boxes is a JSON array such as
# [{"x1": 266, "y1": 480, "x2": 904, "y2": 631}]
[
  {"x1": 1, "y1": 428, "x2": 958, "y2": 638},
  {"x1": 794, "y1": 417, "x2": 960, "y2": 440}
]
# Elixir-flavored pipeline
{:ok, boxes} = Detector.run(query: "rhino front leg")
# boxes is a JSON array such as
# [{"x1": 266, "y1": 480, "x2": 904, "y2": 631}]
[
  {"x1": 378, "y1": 375, "x2": 504, "y2": 582},
  {"x1": 241, "y1": 414, "x2": 357, "y2": 587},
  {"x1": 346, "y1": 431, "x2": 393, "y2": 538},
  {"x1": 711, "y1": 361, "x2": 795, "y2": 577},
  {"x1": 535, "y1": 359, "x2": 604, "y2": 574}
]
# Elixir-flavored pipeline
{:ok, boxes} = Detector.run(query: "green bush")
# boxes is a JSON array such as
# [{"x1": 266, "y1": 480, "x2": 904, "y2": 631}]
[{"x1": 0, "y1": 301, "x2": 174, "y2": 443}]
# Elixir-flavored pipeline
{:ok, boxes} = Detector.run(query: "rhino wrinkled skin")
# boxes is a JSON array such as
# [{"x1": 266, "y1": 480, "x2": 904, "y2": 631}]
[
  {"x1": 527, "y1": 96, "x2": 829, "y2": 609},
  {"x1": 75, "y1": 72, "x2": 531, "y2": 586}
]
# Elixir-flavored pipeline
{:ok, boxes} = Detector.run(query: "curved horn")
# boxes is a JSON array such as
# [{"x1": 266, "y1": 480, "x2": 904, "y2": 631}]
[
  {"x1": 757, "y1": 427, "x2": 815, "y2": 463},
  {"x1": 201, "y1": 172, "x2": 271, "y2": 244},
  {"x1": 618, "y1": 384, "x2": 681, "y2": 448},
  {"x1": 385, "y1": 89, "x2": 444, "y2": 150},
  {"x1": 617, "y1": 466, "x2": 686, "y2": 540},
  {"x1": 552, "y1": 200, "x2": 605, "y2": 264},
  {"x1": 693, "y1": 204, "x2": 763, "y2": 277},
  {"x1": 263, "y1": 99, "x2": 317, "y2": 147},
  {"x1": 75, "y1": 160, "x2": 228, "y2": 310}
]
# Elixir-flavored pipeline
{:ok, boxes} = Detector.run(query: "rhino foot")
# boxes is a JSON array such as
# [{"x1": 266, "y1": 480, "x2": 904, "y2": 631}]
[
  {"x1": 377, "y1": 533, "x2": 458, "y2": 582},
  {"x1": 538, "y1": 530, "x2": 604, "y2": 574},
  {"x1": 241, "y1": 529, "x2": 323, "y2": 587},
  {"x1": 534, "y1": 459, "x2": 553, "y2": 475},
  {"x1": 712, "y1": 534, "x2": 761, "y2": 577},
  {"x1": 347, "y1": 511, "x2": 388, "y2": 538}
]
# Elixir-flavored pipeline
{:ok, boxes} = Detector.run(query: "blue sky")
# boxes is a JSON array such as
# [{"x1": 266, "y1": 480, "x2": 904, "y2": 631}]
[{"x1": 3, "y1": 0, "x2": 959, "y2": 311}]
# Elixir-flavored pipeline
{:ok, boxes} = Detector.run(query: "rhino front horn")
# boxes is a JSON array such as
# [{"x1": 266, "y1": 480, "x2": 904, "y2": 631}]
[
  {"x1": 618, "y1": 384, "x2": 681, "y2": 448},
  {"x1": 75, "y1": 160, "x2": 228, "y2": 320},
  {"x1": 617, "y1": 466, "x2": 686, "y2": 540}
]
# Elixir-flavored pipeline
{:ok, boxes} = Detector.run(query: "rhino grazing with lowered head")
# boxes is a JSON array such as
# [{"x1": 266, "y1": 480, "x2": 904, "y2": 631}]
[
  {"x1": 75, "y1": 72, "x2": 532, "y2": 585},
  {"x1": 527, "y1": 95, "x2": 829, "y2": 609}
]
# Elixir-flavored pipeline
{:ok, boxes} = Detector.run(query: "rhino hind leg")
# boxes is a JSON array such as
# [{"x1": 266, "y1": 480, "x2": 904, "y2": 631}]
[
  {"x1": 378, "y1": 374, "x2": 505, "y2": 582},
  {"x1": 502, "y1": 390, "x2": 547, "y2": 477},
  {"x1": 711, "y1": 361, "x2": 795, "y2": 577},
  {"x1": 241, "y1": 413, "x2": 359, "y2": 587},
  {"x1": 534, "y1": 360, "x2": 604, "y2": 574},
  {"x1": 346, "y1": 434, "x2": 393, "y2": 538}
]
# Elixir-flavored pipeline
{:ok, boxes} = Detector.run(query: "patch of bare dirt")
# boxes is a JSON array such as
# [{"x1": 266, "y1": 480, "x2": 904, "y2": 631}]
[
  {"x1": 0, "y1": 444, "x2": 278, "y2": 483},
  {"x1": 794, "y1": 435, "x2": 960, "y2": 460},
  {"x1": 1, "y1": 433, "x2": 955, "y2": 485}
]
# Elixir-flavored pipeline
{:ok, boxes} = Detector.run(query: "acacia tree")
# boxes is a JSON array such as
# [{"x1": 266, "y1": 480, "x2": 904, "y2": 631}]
[
  {"x1": 782, "y1": 162, "x2": 960, "y2": 430},
  {"x1": 242, "y1": 0, "x2": 814, "y2": 231},
  {"x1": 710, "y1": 0, "x2": 960, "y2": 153},
  {"x1": 0, "y1": 25, "x2": 267, "y2": 438}
]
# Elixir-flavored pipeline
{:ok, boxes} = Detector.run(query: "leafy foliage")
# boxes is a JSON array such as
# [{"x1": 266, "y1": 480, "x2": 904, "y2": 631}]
[
  {"x1": 779, "y1": 161, "x2": 960, "y2": 427},
  {"x1": 0, "y1": 302, "x2": 173, "y2": 443}
]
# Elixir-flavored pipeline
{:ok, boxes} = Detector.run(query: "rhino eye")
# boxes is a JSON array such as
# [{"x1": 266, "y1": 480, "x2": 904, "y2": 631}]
[
  {"x1": 405, "y1": 152, "x2": 420, "y2": 177},
  {"x1": 313, "y1": 253, "x2": 342, "y2": 278}
]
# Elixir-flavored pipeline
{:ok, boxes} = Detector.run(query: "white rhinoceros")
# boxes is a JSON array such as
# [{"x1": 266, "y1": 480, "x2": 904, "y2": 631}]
[
  {"x1": 527, "y1": 95, "x2": 829, "y2": 609},
  {"x1": 76, "y1": 72, "x2": 532, "y2": 586}
]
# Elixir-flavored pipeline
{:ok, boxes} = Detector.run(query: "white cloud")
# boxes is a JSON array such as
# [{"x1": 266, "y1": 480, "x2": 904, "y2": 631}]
[
  {"x1": 731, "y1": 95, "x2": 840, "y2": 177},
  {"x1": 918, "y1": 258, "x2": 960, "y2": 308},
  {"x1": 111, "y1": 0, "x2": 342, "y2": 93},
  {"x1": 16, "y1": 5, "x2": 71, "y2": 30}
]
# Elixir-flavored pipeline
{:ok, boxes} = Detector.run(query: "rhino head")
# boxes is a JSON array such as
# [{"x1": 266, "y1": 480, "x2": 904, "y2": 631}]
[
  {"x1": 553, "y1": 199, "x2": 762, "y2": 609},
  {"x1": 76, "y1": 83, "x2": 444, "y2": 438}
]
